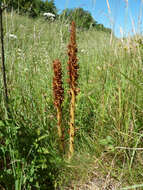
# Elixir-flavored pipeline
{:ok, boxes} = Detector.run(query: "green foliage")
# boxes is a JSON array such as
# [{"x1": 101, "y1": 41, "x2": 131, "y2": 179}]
[
  {"x1": 1, "y1": 1, "x2": 111, "y2": 33},
  {"x1": 0, "y1": 118, "x2": 64, "y2": 189},
  {"x1": 41, "y1": 0, "x2": 57, "y2": 14},
  {"x1": 2, "y1": 0, "x2": 57, "y2": 17},
  {"x1": 60, "y1": 7, "x2": 112, "y2": 33},
  {"x1": 60, "y1": 8, "x2": 95, "y2": 29}
]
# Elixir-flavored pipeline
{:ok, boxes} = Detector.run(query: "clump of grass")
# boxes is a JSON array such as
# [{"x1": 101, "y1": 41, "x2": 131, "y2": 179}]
[
  {"x1": 53, "y1": 59, "x2": 64, "y2": 152},
  {"x1": 67, "y1": 21, "x2": 79, "y2": 158}
]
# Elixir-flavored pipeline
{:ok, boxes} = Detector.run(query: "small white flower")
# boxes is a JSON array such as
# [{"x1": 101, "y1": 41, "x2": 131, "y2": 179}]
[
  {"x1": 24, "y1": 68, "x2": 28, "y2": 72},
  {"x1": 97, "y1": 66, "x2": 101, "y2": 71},
  {"x1": 43, "y1": 12, "x2": 55, "y2": 21},
  {"x1": 81, "y1": 49, "x2": 85, "y2": 53},
  {"x1": 9, "y1": 34, "x2": 17, "y2": 39},
  {"x1": 43, "y1": 12, "x2": 55, "y2": 17}
]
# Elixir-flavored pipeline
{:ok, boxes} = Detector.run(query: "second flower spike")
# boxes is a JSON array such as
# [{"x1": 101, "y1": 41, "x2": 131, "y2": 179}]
[{"x1": 53, "y1": 59, "x2": 64, "y2": 152}]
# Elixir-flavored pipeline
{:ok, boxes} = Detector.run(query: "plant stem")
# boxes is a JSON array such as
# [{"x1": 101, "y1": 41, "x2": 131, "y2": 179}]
[
  {"x1": 0, "y1": 6, "x2": 9, "y2": 112},
  {"x1": 57, "y1": 105, "x2": 64, "y2": 152},
  {"x1": 69, "y1": 88, "x2": 75, "y2": 158}
]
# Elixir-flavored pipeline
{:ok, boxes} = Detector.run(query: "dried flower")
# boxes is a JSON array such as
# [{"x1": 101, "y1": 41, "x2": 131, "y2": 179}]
[
  {"x1": 53, "y1": 59, "x2": 64, "y2": 152},
  {"x1": 67, "y1": 21, "x2": 79, "y2": 158},
  {"x1": 67, "y1": 21, "x2": 79, "y2": 95},
  {"x1": 53, "y1": 59, "x2": 64, "y2": 107}
]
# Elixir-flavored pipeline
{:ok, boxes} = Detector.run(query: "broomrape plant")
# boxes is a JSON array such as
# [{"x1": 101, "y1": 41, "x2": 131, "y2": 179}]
[
  {"x1": 67, "y1": 21, "x2": 79, "y2": 158},
  {"x1": 53, "y1": 59, "x2": 65, "y2": 152},
  {"x1": 53, "y1": 21, "x2": 79, "y2": 158}
]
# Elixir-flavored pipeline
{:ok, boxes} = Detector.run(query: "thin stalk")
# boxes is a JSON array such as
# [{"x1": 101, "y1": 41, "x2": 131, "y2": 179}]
[
  {"x1": 69, "y1": 88, "x2": 75, "y2": 158},
  {"x1": 0, "y1": 6, "x2": 9, "y2": 112},
  {"x1": 57, "y1": 106, "x2": 64, "y2": 152}
]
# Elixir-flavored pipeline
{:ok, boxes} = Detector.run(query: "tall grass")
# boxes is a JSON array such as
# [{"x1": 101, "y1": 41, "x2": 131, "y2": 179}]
[{"x1": 0, "y1": 11, "x2": 143, "y2": 189}]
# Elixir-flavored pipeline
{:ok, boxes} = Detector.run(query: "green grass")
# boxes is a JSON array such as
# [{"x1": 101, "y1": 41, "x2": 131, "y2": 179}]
[{"x1": 0, "y1": 11, "x2": 143, "y2": 190}]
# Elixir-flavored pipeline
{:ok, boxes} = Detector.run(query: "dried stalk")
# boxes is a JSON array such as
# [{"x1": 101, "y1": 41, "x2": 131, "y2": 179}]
[
  {"x1": 53, "y1": 59, "x2": 64, "y2": 152},
  {"x1": 0, "y1": 5, "x2": 9, "y2": 114},
  {"x1": 67, "y1": 21, "x2": 79, "y2": 158}
]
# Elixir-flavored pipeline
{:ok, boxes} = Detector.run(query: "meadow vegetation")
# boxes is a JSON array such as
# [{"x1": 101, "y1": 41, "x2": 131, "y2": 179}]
[{"x1": 0, "y1": 11, "x2": 143, "y2": 190}]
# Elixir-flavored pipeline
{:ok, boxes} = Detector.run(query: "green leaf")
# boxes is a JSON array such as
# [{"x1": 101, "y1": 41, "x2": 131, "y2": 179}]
[
  {"x1": 99, "y1": 139, "x2": 108, "y2": 145},
  {"x1": 0, "y1": 121, "x2": 5, "y2": 127},
  {"x1": 37, "y1": 134, "x2": 48, "y2": 142},
  {"x1": 37, "y1": 147, "x2": 49, "y2": 154}
]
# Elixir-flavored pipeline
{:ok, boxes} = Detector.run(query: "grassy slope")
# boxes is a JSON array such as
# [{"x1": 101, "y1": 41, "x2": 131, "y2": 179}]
[{"x1": 0, "y1": 12, "x2": 143, "y2": 189}]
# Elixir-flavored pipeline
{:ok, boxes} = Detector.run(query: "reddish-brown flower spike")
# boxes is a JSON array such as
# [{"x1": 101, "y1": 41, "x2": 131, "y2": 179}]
[
  {"x1": 53, "y1": 59, "x2": 65, "y2": 152},
  {"x1": 67, "y1": 21, "x2": 79, "y2": 95},
  {"x1": 67, "y1": 21, "x2": 79, "y2": 159},
  {"x1": 53, "y1": 59, "x2": 64, "y2": 107}
]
